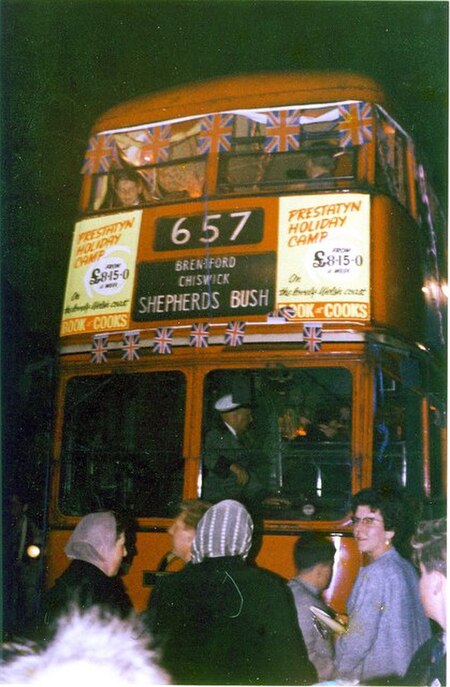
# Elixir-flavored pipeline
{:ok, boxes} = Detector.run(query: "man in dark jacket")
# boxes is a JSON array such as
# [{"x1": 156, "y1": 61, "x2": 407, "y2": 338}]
[{"x1": 202, "y1": 394, "x2": 264, "y2": 504}]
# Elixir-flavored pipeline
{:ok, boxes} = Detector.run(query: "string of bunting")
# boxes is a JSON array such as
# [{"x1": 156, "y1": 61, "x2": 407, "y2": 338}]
[
  {"x1": 90, "y1": 318, "x2": 325, "y2": 360},
  {"x1": 90, "y1": 333, "x2": 109, "y2": 364},
  {"x1": 303, "y1": 323, "x2": 323, "y2": 352},
  {"x1": 122, "y1": 330, "x2": 141, "y2": 361}
]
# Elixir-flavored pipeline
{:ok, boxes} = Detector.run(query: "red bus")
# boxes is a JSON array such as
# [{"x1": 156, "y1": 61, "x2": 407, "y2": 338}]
[{"x1": 47, "y1": 72, "x2": 446, "y2": 612}]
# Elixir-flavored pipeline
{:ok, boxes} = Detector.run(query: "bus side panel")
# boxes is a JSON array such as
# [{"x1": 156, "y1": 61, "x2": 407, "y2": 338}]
[
  {"x1": 255, "y1": 533, "x2": 360, "y2": 614},
  {"x1": 46, "y1": 528, "x2": 360, "y2": 614},
  {"x1": 372, "y1": 196, "x2": 427, "y2": 342}
]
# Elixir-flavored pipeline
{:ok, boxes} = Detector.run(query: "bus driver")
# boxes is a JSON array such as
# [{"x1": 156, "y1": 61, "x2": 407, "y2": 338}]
[{"x1": 202, "y1": 394, "x2": 264, "y2": 504}]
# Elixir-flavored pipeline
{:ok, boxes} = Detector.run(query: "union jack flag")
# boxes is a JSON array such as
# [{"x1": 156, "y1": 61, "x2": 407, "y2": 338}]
[
  {"x1": 264, "y1": 109, "x2": 301, "y2": 153},
  {"x1": 138, "y1": 125, "x2": 172, "y2": 164},
  {"x1": 267, "y1": 306, "x2": 297, "y2": 321},
  {"x1": 122, "y1": 330, "x2": 141, "y2": 361},
  {"x1": 153, "y1": 327, "x2": 173, "y2": 355},
  {"x1": 280, "y1": 306, "x2": 297, "y2": 321},
  {"x1": 303, "y1": 323, "x2": 323, "y2": 353},
  {"x1": 338, "y1": 103, "x2": 373, "y2": 147},
  {"x1": 189, "y1": 323, "x2": 210, "y2": 348},
  {"x1": 82, "y1": 134, "x2": 117, "y2": 174},
  {"x1": 224, "y1": 321, "x2": 246, "y2": 347},
  {"x1": 197, "y1": 113, "x2": 234, "y2": 154},
  {"x1": 90, "y1": 334, "x2": 109, "y2": 364}
]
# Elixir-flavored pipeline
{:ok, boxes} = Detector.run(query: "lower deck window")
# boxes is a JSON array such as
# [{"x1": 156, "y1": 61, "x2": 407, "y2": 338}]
[
  {"x1": 58, "y1": 372, "x2": 185, "y2": 516},
  {"x1": 201, "y1": 367, "x2": 353, "y2": 520}
]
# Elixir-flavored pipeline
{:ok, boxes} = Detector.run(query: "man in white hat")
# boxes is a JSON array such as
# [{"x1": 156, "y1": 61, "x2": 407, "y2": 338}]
[{"x1": 202, "y1": 393, "x2": 263, "y2": 503}]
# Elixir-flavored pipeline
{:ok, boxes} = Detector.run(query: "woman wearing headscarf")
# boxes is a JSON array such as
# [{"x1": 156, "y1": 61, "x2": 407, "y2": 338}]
[
  {"x1": 150, "y1": 499, "x2": 317, "y2": 685},
  {"x1": 39, "y1": 511, "x2": 132, "y2": 640},
  {"x1": 334, "y1": 488, "x2": 430, "y2": 683}
]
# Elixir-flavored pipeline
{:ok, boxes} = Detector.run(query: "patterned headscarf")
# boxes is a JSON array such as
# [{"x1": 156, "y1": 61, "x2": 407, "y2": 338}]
[
  {"x1": 65, "y1": 512, "x2": 118, "y2": 575},
  {"x1": 191, "y1": 500, "x2": 253, "y2": 563}
]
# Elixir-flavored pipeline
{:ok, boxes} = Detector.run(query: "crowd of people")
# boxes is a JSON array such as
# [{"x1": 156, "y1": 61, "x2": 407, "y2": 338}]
[{"x1": 1, "y1": 486, "x2": 446, "y2": 686}]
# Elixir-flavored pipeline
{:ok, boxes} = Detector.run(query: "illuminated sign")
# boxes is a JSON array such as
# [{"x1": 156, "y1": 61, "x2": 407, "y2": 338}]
[
  {"x1": 133, "y1": 252, "x2": 276, "y2": 321},
  {"x1": 154, "y1": 209, "x2": 264, "y2": 250},
  {"x1": 277, "y1": 193, "x2": 370, "y2": 321},
  {"x1": 60, "y1": 210, "x2": 142, "y2": 336}
]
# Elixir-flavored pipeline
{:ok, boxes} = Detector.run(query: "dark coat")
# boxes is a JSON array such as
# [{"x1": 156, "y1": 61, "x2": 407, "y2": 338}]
[
  {"x1": 38, "y1": 559, "x2": 132, "y2": 641},
  {"x1": 202, "y1": 425, "x2": 264, "y2": 503},
  {"x1": 402, "y1": 633, "x2": 446, "y2": 687},
  {"x1": 149, "y1": 556, "x2": 317, "y2": 685}
]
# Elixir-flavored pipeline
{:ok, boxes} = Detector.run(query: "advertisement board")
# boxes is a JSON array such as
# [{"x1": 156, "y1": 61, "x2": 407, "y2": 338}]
[
  {"x1": 276, "y1": 193, "x2": 370, "y2": 321},
  {"x1": 60, "y1": 210, "x2": 142, "y2": 336}
]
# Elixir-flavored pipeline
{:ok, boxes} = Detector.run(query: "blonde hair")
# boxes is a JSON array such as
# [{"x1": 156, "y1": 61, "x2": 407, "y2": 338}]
[{"x1": 411, "y1": 516, "x2": 446, "y2": 576}]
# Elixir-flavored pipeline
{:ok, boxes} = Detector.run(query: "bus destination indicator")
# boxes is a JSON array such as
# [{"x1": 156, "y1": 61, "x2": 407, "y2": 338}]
[
  {"x1": 133, "y1": 252, "x2": 276, "y2": 321},
  {"x1": 154, "y1": 209, "x2": 264, "y2": 251}
]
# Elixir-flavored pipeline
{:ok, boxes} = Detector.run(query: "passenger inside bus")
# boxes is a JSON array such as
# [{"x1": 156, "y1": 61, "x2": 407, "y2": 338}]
[
  {"x1": 112, "y1": 169, "x2": 148, "y2": 207},
  {"x1": 304, "y1": 146, "x2": 336, "y2": 180},
  {"x1": 315, "y1": 405, "x2": 350, "y2": 441}
]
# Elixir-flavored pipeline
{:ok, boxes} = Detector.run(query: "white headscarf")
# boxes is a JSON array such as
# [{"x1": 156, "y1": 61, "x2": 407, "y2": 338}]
[
  {"x1": 65, "y1": 512, "x2": 118, "y2": 575},
  {"x1": 191, "y1": 500, "x2": 253, "y2": 564}
]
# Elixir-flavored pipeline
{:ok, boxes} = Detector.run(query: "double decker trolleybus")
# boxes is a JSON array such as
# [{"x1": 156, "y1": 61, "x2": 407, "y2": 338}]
[{"x1": 49, "y1": 72, "x2": 446, "y2": 612}]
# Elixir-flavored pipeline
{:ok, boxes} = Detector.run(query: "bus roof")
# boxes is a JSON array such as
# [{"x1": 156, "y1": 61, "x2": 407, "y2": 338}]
[{"x1": 92, "y1": 71, "x2": 388, "y2": 134}]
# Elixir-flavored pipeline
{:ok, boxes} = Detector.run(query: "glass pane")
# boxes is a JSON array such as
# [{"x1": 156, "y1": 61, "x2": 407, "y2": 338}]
[
  {"x1": 217, "y1": 146, "x2": 356, "y2": 194},
  {"x1": 201, "y1": 367, "x2": 352, "y2": 520},
  {"x1": 59, "y1": 372, "x2": 186, "y2": 516},
  {"x1": 376, "y1": 110, "x2": 410, "y2": 211},
  {"x1": 372, "y1": 366, "x2": 424, "y2": 495}
]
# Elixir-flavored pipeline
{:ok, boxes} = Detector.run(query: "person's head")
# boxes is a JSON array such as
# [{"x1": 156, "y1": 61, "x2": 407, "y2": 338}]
[
  {"x1": 0, "y1": 608, "x2": 169, "y2": 685},
  {"x1": 65, "y1": 511, "x2": 127, "y2": 577},
  {"x1": 293, "y1": 532, "x2": 336, "y2": 592},
  {"x1": 168, "y1": 499, "x2": 212, "y2": 562},
  {"x1": 315, "y1": 407, "x2": 341, "y2": 439},
  {"x1": 191, "y1": 499, "x2": 253, "y2": 564},
  {"x1": 350, "y1": 487, "x2": 403, "y2": 559},
  {"x1": 215, "y1": 394, "x2": 253, "y2": 436},
  {"x1": 305, "y1": 150, "x2": 335, "y2": 179},
  {"x1": 113, "y1": 169, "x2": 144, "y2": 206},
  {"x1": 411, "y1": 516, "x2": 446, "y2": 629}
]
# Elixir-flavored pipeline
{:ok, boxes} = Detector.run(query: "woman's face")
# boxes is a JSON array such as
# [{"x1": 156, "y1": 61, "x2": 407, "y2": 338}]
[
  {"x1": 105, "y1": 531, "x2": 127, "y2": 577},
  {"x1": 352, "y1": 505, "x2": 394, "y2": 559},
  {"x1": 169, "y1": 514, "x2": 196, "y2": 562},
  {"x1": 116, "y1": 179, "x2": 141, "y2": 206}
]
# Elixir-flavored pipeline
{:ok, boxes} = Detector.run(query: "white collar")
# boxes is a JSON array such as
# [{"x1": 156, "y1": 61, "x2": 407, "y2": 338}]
[{"x1": 224, "y1": 421, "x2": 237, "y2": 437}]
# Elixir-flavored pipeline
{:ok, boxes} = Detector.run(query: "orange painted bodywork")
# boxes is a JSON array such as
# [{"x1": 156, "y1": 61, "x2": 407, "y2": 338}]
[
  {"x1": 46, "y1": 72, "x2": 441, "y2": 615},
  {"x1": 91, "y1": 72, "x2": 387, "y2": 136},
  {"x1": 45, "y1": 526, "x2": 360, "y2": 614}
]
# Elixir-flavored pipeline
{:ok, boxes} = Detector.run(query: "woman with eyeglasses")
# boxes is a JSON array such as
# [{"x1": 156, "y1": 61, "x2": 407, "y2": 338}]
[{"x1": 334, "y1": 487, "x2": 430, "y2": 684}]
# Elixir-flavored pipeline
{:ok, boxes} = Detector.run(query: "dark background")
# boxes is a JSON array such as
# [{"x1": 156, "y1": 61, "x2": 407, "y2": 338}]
[{"x1": 1, "y1": 1, "x2": 448, "y2": 502}]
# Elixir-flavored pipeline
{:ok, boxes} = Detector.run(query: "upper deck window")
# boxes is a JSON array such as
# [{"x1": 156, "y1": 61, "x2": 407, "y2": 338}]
[
  {"x1": 375, "y1": 108, "x2": 414, "y2": 213},
  {"x1": 82, "y1": 101, "x2": 374, "y2": 211}
]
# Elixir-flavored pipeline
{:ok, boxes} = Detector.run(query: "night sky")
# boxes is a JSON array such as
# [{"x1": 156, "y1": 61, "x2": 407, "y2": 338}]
[{"x1": 1, "y1": 1, "x2": 448, "y2": 482}]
